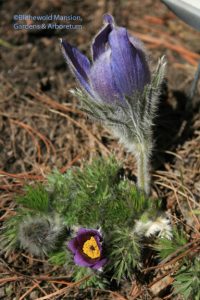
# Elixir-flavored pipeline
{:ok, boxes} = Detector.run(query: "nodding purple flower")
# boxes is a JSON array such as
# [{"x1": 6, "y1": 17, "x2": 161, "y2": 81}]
[
  {"x1": 61, "y1": 14, "x2": 166, "y2": 196},
  {"x1": 61, "y1": 14, "x2": 150, "y2": 105},
  {"x1": 68, "y1": 228, "x2": 107, "y2": 270}
]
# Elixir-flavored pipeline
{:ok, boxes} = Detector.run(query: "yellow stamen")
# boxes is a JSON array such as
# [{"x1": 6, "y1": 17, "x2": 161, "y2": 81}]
[{"x1": 82, "y1": 236, "x2": 100, "y2": 259}]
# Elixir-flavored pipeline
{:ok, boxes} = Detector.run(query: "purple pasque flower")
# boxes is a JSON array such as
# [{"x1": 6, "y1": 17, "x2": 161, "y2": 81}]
[
  {"x1": 61, "y1": 14, "x2": 150, "y2": 105},
  {"x1": 68, "y1": 228, "x2": 107, "y2": 270}
]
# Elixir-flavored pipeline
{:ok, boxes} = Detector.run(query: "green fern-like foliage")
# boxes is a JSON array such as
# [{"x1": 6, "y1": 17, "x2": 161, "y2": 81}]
[
  {"x1": 154, "y1": 227, "x2": 200, "y2": 299},
  {"x1": 48, "y1": 250, "x2": 68, "y2": 266},
  {"x1": 17, "y1": 184, "x2": 49, "y2": 212},
  {"x1": 173, "y1": 258, "x2": 200, "y2": 300},
  {"x1": 1, "y1": 156, "x2": 160, "y2": 287},
  {"x1": 1, "y1": 213, "x2": 24, "y2": 253},
  {"x1": 154, "y1": 227, "x2": 188, "y2": 260},
  {"x1": 105, "y1": 227, "x2": 141, "y2": 283},
  {"x1": 47, "y1": 156, "x2": 157, "y2": 230},
  {"x1": 72, "y1": 266, "x2": 109, "y2": 289}
]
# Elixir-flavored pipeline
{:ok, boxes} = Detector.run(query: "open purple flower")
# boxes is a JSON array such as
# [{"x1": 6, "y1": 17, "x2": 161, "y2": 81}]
[
  {"x1": 68, "y1": 228, "x2": 107, "y2": 270},
  {"x1": 61, "y1": 14, "x2": 150, "y2": 105}
]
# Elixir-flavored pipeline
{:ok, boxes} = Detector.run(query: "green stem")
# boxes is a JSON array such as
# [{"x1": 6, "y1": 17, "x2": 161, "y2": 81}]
[{"x1": 136, "y1": 143, "x2": 151, "y2": 195}]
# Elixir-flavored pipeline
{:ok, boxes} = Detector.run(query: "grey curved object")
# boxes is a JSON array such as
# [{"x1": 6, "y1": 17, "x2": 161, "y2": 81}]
[{"x1": 162, "y1": 0, "x2": 200, "y2": 31}]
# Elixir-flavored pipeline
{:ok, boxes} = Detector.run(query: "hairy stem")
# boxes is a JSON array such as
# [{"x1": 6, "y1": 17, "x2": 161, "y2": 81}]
[{"x1": 136, "y1": 142, "x2": 151, "y2": 195}]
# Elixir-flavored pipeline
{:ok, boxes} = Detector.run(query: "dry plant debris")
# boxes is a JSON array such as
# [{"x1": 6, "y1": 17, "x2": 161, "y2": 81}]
[{"x1": 0, "y1": 0, "x2": 200, "y2": 299}]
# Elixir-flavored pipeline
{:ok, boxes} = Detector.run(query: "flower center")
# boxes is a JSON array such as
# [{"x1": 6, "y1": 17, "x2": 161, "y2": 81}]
[{"x1": 82, "y1": 236, "x2": 100, "y2": 259}]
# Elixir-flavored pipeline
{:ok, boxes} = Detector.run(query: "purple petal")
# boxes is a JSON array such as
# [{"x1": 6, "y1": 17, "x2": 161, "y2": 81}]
[
  {"x1": 74, "y1": 250, "x2": 93, "y2": 267},
  {"x1": 108, "y1": 27, "x2": 150, "y2": 95},
  {"x1": 92, "y1": 258, "x2": 107, "y2": 270},
  {"x1": 68, "y1": 238, "x2": 78, "y2": 254},
  {"x1": 77, "y1": 228, "x2": 101, "y2": 244},
  {"x1": 89, "y1": 50, "x2": 123, "y2": 103},
  {"x1": 61, "y1": 39, "x2": 93, "y2": 95},
  {"x1": 129, "y1": 35, "x2": 145, "y2": 52},
  {"x1": 77, "y1": 228, "x2": 99, "y2": 235},
  {"x1": 91, "y1": 24, "x2": 112, "y2": 61},
  {"x1": 129, "y1": 36, "x2": 151, "y2": 86},
  {"x1": 76, "y1": 228, "x2": 101, "y2": 245},
  {"x1": 91, "y1": 14, "x2": 115, "y2": 61},
  {"x1": 94, "y1": 235, "x2": 102, "y2": 253},
  {"x1": 103, "y1": 14, "x2": 114, "y2": 25}
]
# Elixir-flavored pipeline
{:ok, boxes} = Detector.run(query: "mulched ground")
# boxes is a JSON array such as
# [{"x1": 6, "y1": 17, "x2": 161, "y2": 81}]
[{"x1": 0, "y1": 0, "x2": 200, "y2": 299}]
